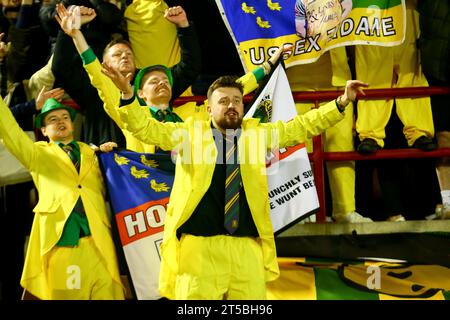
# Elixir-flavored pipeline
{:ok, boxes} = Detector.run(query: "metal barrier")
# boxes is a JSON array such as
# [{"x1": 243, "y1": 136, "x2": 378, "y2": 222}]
[{"x1": 173, "y1": 86, "x2": 450, "y2": 222}]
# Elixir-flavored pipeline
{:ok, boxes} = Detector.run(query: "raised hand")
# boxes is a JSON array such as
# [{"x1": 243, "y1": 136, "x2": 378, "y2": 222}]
[
  {"x1": 55, "y1": 3, "x2": 78, "y2": 37},
  {"x1": 36, "y1": 87, "x2": 66, "y2": 110},
  {"x1": 101, "y1": 62, "x2": 134, "y2": 98},
  {"x1": 269, "y1": 44, "x2": 294, "y2": 66},
  {"x1": 164, "y1": 6, "x2": 189, "y2": 28},
  {"x1": 74, "y1": 5, "x2": 97, "y2": 26},
  {"x1": 55, "y1": 3, "x2": 96, "y2": 37}
]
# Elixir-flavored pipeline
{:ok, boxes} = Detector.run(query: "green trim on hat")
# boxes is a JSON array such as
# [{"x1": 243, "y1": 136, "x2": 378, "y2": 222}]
[
  {"x1": 35, "y1": 98, "x2": 77, "y2": 129},
  {"x1": 134, "y1": 65, "x2": 173, "y2": 105}
]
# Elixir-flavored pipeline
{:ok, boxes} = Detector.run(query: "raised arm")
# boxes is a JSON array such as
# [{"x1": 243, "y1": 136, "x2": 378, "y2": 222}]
[
  {"x1": 240, "y1": 45, "x2": 293, "y2": 96},
  {"x1": 55, "y1": 3, "x2": 95, "y2": 54},
  {"x1": 55, "y1": 3, "x2": 123, "y2": 127},
  {"x1": 117, "y1": 97, "x2": 184, "y2": 151},
  {"x1": 166, "y1": 6, "x2": 202, "y2": 102},
  {"x1": 266, "y1": 79, "x2": 368, "y2": 148}
]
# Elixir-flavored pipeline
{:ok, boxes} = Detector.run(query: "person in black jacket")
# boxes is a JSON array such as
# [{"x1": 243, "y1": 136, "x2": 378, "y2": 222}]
[{"x1": 40, "y1": 0, "x2": 126, "y2": 147}]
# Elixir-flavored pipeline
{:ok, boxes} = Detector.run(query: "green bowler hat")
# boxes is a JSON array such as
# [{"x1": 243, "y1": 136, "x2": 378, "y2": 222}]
[
  {"x1": 35, "y1": 98, "x2": 77, "y2": 129},
  {"x1": 134, "y1": 65, "x2": 173, "y2": 105}
]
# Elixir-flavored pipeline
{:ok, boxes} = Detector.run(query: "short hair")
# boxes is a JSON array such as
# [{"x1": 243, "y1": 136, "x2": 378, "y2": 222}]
[
  {"x1": 207, "y1": 75, "x2": 244, "y2": 101},
  {"x1": 102, "y1": 39, "x2": 133, "y2": 60}
]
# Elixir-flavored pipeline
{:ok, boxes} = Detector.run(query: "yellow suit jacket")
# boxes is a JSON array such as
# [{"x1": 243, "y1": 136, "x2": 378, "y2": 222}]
[
  {"x1": 119, "y1": 97, "x2": 344, "y2": 299},
  {"x1": 0, "y1": 98, "x2": 123, "y2": 299}
]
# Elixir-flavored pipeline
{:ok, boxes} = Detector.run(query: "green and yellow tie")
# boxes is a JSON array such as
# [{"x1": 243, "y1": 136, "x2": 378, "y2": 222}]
[
  {"x1": 61, "y1": 142, "x2": 84, "y2": 211},
  {"x1": 224, "y1": 138, "x2": 241, "y2": 234},
  {"x1": 61, "y1": 143, "x2": 80, "y2": 172}
]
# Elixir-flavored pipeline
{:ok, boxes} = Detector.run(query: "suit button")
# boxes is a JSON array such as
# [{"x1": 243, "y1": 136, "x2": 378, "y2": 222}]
[{"x1": 78, "y1": 185, "x2": 82, "y2": 189}]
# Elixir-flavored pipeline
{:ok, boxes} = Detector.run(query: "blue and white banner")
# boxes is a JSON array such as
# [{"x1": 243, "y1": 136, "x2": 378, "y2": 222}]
[{"x1": 100, "y1": 151, "x2": 174, "y2": 299}]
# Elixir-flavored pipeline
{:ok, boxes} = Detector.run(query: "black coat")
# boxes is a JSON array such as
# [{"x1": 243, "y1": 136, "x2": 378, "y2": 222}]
[{"x1": 42, "y1": 0, "x2": 126, "y2": 146}]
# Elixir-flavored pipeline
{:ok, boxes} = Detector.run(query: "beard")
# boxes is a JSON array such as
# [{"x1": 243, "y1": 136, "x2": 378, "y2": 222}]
[{"x1": 214, "y1": 113, "x2": 243, "y2": 130}]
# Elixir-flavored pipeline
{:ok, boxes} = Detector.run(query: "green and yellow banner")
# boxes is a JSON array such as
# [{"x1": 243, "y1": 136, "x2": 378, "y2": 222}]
[
  {"x1": 267, "y1": 258, "x2": 450, "y2": 300},
  {"x1": 216, "y1": 0, "x2": 406, "y2": 71}
]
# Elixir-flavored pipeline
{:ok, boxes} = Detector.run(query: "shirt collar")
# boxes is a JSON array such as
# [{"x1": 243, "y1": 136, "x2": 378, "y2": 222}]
[
  {"x1": 57, "y1": 140, "x2": 78, "y2": 149},
  {"x1": 149, "y1": 105, "x2": 173, "y2": 115}
]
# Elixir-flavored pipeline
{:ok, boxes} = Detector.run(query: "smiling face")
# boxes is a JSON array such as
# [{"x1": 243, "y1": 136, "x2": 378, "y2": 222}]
[
  {"x1": 103, "y1": 43, "x2": 136, "y2": 77},
  {"x1": 137, "y1": 70, "x2": 172, "y2": 107},
  {"x1": 40, "y1": 109, "x2": 74, "y2": 144},
  {"x1": 208, "y1": 87, "x2": 244, "y2": 131}
]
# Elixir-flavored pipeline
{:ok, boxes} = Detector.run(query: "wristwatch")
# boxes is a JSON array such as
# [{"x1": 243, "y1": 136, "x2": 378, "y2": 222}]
[{"x1": 336, "y1": 96, "x2": 346, "y2": 112}]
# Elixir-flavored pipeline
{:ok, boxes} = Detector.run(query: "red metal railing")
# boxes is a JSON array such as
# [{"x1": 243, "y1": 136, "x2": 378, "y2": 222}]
[
  {"x1": 173, "y1": 86, "x2": 450, "y2": 222},
  {"x1": 173, "y1": 86, "x2": 450, "y2": 105}
]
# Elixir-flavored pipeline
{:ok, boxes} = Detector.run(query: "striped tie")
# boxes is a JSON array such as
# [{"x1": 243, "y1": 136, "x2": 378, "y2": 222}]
[
  {"x1": 224, "y1": 137, "x2": 241, "y2": 234},
  {"x1": 61, "y1": 142, "x2": 85, "y2": 216},
  {"x1": 62, "y1": 143, "x2": 80, "y2": 172}
]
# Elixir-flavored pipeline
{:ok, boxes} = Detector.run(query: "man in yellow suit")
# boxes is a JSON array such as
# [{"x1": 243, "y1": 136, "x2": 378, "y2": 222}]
[
  {"x1": 114, "y1": 68, "x2": 368, "y2": 299},
  {"x1": 0, "y1": 97, "x2": 125, "y2": 300}
]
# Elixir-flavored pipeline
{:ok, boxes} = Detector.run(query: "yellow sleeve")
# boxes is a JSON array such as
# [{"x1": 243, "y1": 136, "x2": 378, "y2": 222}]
[
  {"x1": 0, "y1": 97, "x2": 36, "y2": 170},
  {"x1": 240, "y1": 68, "x2": 261, "y2": 96},
  {"x1": 83, "y1": 56, "x2": 124, "y2": 129},
  {"x1": 118, "y1": 97, "x2": 186, "y2": 151},
  {"x1": 263, "y1": 100, "x2": 344, "y2": 149}
]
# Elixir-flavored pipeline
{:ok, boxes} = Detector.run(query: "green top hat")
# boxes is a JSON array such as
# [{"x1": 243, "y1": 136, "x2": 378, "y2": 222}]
[
  {"x1": 35, "y1": 98, "x2": 77, "y2": 129},
  {"x1": 134, "y1": 65, "x2": 173, "y2": 105}
]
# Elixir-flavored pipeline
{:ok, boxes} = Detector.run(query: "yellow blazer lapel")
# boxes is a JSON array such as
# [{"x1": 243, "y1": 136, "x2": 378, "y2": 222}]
[{"x1": 50, "y1": 142, "x2": 79, "y2": 176}]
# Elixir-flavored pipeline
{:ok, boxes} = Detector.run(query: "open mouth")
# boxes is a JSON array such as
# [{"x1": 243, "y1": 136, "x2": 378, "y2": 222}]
[{"x1": 157, "y1": 87, "x2": 169, "y2": 93}]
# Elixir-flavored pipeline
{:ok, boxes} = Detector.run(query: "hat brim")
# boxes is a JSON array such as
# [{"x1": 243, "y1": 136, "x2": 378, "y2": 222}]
[
  {"x1": 134, "y1": 65, "x2": 173, "y2": 105},
  {"x1": 35, "y1": 106, "x2": 77, "y2": 129}
]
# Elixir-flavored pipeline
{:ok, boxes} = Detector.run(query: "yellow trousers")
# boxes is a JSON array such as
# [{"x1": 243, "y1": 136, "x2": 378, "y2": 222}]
[
  {"x1": 287, "y1": 49, "x2": 356, "y2": 216},
  {"x1": 175, "y1": 234, "x2": 266, "y2": 300},
  {"x1": 355, "y1": 5, "x2": 434, "y2": 147},
  {"x1": 46, "y1": 237, "x2": 125, "y2": 300}
]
